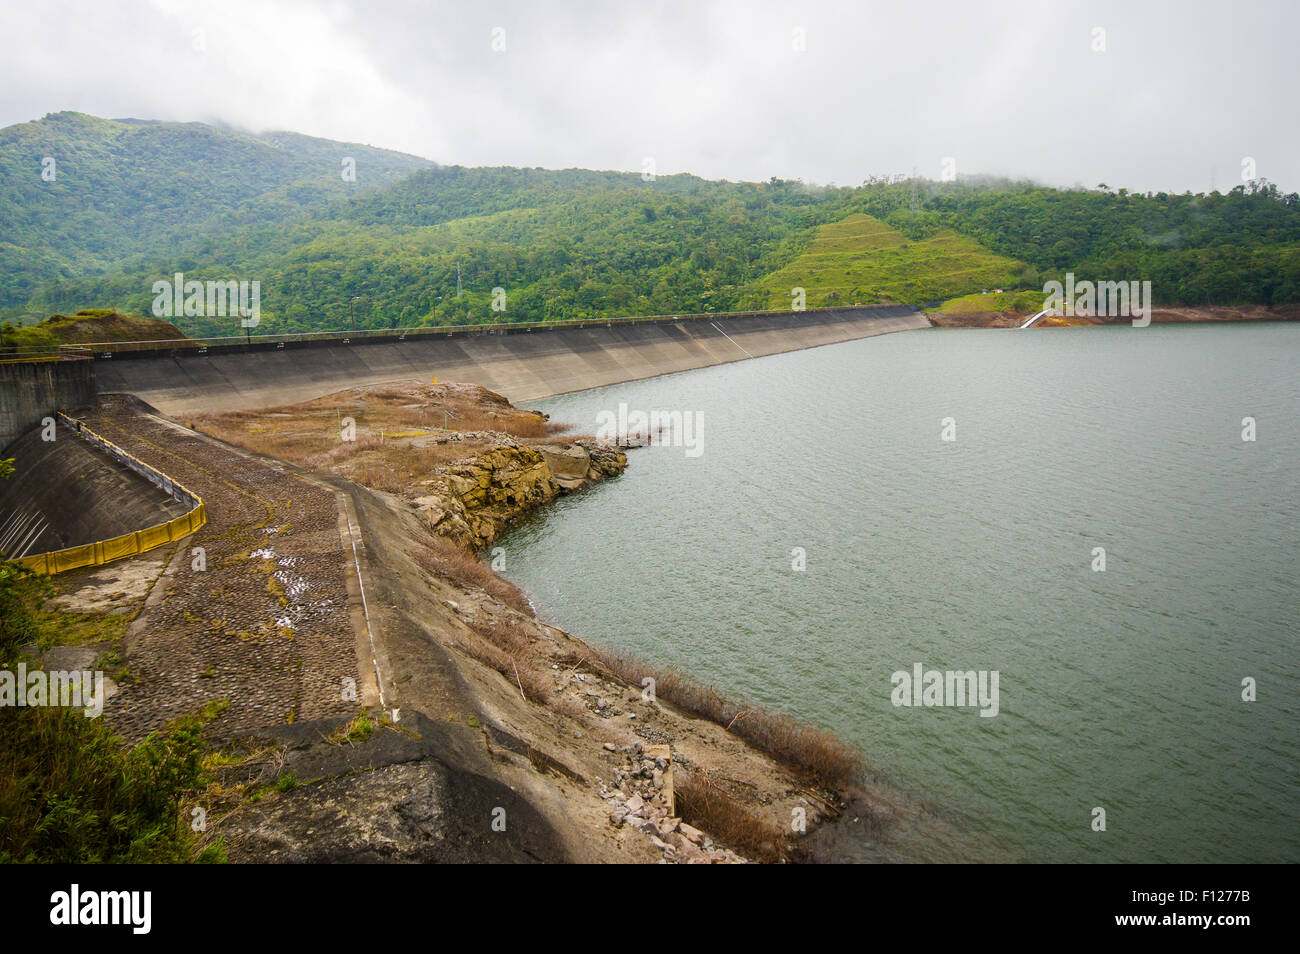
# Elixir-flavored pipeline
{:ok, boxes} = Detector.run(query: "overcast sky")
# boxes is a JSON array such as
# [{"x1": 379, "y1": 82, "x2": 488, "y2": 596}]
[{"x1": 3, "y1": 0, "x2": 1296, "y2": 193}]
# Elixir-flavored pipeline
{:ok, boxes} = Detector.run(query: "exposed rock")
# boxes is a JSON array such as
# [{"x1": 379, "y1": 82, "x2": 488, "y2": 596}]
[
  {"x1": 606, "y1": 745, "x2": 743, "y2": 864},
  {"x1": 415, "y1": 441, "x2": 627, "y2": 548},
  {"x1": 679, "y1": 822, "x2": 704, "y2": 844},
  {"x1": 218, "y1": 713, "x2": 569, "y2": 863}
]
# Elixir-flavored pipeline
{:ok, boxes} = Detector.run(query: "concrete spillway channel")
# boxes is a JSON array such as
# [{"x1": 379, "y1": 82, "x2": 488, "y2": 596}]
[{"x1": 0, "y1": 416, "x2": 191, "y2": 558}]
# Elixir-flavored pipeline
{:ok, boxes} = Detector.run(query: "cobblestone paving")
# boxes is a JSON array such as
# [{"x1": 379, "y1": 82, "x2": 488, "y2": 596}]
[{"x1": 82, "y1": 396, "x2": 361, "y2": 741}]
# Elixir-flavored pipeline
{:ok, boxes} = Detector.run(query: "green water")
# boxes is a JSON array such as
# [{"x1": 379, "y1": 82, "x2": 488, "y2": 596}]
[{"x1": 498, "y1": 323, "x2": 1299, "y2": 863}]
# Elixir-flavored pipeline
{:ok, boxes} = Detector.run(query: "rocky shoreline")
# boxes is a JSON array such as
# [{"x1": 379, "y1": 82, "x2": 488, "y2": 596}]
[
  {"x1": 927, "y1": 302, "x2": 1300, "y2": 328},
  {"x1": 171, "y1": 382, "x2": 881, "y2": 862},
  {"x1": 416, "y1": 437, "x2": 627, "y2": 549}
]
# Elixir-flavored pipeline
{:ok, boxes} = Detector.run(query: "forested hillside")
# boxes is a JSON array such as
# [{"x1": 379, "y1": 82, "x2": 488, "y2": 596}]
[
  {"x1": 0, "y1": 111, "x2": 433, "y2": 309},
  {"x1": 3, "y1": 113, "x2": 1298, "y2": 338}
]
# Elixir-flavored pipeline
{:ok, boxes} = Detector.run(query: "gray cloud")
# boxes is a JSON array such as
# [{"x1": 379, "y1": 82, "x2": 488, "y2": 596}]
[{"x1": 1, "y1": 0, "x2": 1295, "y2": 192}]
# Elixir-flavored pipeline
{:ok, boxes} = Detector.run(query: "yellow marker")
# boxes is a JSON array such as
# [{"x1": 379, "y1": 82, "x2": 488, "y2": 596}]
[{"x1": 432, "y1": 376, "x2": 438, "y2": 384}]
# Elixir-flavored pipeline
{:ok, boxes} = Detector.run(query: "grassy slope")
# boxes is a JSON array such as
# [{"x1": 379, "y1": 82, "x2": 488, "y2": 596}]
[
  {"x1": 933, "y1": 289, "x2": 1047, "y2": 314},
  {"x1": 3, "y1": 309, "x2": 186, "y2": 348},
  {"x1": 753, "y1": 213, "x2": 1030, "y2": 308},
  {"x1": 42, "y1": 310, "x2": 187, "y2": 343}
]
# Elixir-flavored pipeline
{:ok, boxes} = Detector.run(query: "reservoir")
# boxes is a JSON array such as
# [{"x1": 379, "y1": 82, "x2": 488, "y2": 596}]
[{"x1": 499, "y1": 322, "x2": 1299, "y2": 863}]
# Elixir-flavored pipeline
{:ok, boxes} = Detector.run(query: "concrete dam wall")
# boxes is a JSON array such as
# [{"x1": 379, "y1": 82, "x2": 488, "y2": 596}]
[
  {"x1": 91, "y1": 306, "x2": 929, "y2": 417},
  {"x1": 0, "y1": 417, "x2": 190, "y2": 559},
  {"x1": 0, "y1": 358, "x2": 96, "y2": 450}
]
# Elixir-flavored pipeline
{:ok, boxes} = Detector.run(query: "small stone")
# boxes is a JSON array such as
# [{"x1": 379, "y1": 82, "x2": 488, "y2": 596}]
[
  {"x1": 602, "y1": 742, "x2": 618, "y2": 752},
  {"x1": 679, "y1": 823, "x2": 704, "y2": 844},
  {"x1": 625, "y1": 794, "x2": 644, "y2": 813},
  {"x1": 675, "y1": 837, "x2": 707, "y2": 863}
]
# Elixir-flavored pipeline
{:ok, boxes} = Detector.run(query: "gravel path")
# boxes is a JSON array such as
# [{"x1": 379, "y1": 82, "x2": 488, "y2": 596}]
[{"x1": 81, "y1": 395, "x2": 362, "y2": 741}]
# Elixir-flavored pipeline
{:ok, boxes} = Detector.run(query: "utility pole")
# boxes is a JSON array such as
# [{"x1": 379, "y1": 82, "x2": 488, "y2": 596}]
[
  {"x1": 910, "y1": 167, "x2": 919, "y2": 216},
  {"x1": 456, "y1": 261, "x2": 462, "y2": 299},
  {"x1": 349, "y1": 296, "x2": 361, "y2": 331}
]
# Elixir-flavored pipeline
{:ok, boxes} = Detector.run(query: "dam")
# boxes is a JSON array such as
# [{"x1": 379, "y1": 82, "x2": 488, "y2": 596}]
[
  {"x1": 0, "y1": 303, "x2": 935, "y2": 862},
  {"x1": 1, "y1": 304, "x2": 927, "y2": 572},
  {"x1": 88, "y1": 306, "x2": 929, "y2": 416}
]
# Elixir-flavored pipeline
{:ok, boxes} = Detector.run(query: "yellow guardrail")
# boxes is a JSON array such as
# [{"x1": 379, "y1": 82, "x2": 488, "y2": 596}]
[{"x1": 17, "y1": 414, "x2": 207, "y2": 575}]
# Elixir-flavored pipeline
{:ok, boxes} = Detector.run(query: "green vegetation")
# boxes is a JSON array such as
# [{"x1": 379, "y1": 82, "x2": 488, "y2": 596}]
[
  {"x1": 754, "y1": 213, "x2": 1031, "y2": 308},
  {"x1": 0, "y1": 696, "x2": 228, "y2": 863},
  {"x1": 1, "y1": 489, "x2": 223, "y2": 861},
  {"x1": 1, "y1": 309, "x2": 187, "y2": 351},
  {"x1": 0, "y1": 111, "x2": 432, "y2": 314},
  {"x1": 2, "y1": 113, "x2": 1298, "y2": 334},
  {"x1": 934, "y1": 289, "x2": 1050, "y2": 314},
  {"x1": 327, "y1": 712, "x2": 374, "y2": 744}
]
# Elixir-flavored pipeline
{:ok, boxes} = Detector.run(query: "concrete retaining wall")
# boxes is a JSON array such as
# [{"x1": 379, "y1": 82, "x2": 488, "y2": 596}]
[
  {"x1": 0, "y1": 416, "x2": 191, "y2": 558},
  {"x1": 0, "y1": 359, "x2": 96, "y2": 450},
  {"x1": 93, "y1": 306, "x2": 929, "y2": 416}
]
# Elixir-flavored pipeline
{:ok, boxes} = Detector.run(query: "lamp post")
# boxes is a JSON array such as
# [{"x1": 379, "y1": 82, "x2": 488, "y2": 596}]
[{"x1": 349, "y1": 296, "x2": 361, "y2": 332}]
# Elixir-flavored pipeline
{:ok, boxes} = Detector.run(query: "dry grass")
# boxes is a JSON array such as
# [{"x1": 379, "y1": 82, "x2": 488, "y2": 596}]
[
  {"x1": 675, "y1": 770, "x2": 790, "y2": 862},
  {"x1": 411, "y1": 534, "x2": 533, "y2": 615},
  {"x1": 585, "y1": 648, "x2": 862, "y2": 787},
  {"x1": 406, "y1": 530, "x2": 556, "y2": 701},
  {"x1": 449, "y1": 409, "x2": 568, "y2": 439},
  {"x1": 452, "y1": 616, "x2": 553, "y2": 702},
  {"x1": 190, "y1": 381, "x2": 574, "y2": 498}
]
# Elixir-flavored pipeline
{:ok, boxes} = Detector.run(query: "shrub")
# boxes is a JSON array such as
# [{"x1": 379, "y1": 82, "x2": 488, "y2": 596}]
[
  {"x1": 585, "y1": 647, "x2": 862, "y2": 787},
  {"x1": 412, "y1": 534, "x2": 533, "y2": 615},
  {"x1": 0, "y1": 701, "x2": 227, "y2": 863},
  {"x1": 675, "y1": 770, "x2": 789, "y2": 862}
]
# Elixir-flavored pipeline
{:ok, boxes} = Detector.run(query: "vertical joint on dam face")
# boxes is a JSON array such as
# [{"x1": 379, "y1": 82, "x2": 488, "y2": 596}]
[{"x1": 0, "y1": 358, "x2": 97, "y2": 451}]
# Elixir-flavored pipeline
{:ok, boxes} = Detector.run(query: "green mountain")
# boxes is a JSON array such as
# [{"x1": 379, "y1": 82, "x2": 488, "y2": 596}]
[
  {"x1": 0, "y1": 111, "x2": 434, "y2": 308},
  {"x1": 3, "y1": 113, "x2": 1299, "y2": 337}
]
